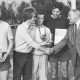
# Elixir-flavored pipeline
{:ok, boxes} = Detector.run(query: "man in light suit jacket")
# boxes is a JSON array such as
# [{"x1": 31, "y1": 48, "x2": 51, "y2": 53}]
[{"x1": 52, "y1": 9, "x2": 80, "y2": 80}]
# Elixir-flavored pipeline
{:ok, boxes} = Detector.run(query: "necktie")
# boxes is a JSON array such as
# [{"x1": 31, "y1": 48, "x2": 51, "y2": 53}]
[{"x1": 74, "y1": 24, "x2": 77, "y2": 36}]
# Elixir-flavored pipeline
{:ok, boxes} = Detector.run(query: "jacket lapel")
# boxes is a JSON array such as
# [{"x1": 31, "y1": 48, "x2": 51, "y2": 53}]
[
  {"x1": 69, "y1": 26, "x2": 77, "y2": 67},
  {"x1": 71, "y1": 26, "x2": 75, "y2": 39}
]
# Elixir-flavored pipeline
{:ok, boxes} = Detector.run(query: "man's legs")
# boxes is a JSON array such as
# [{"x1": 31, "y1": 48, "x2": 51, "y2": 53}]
[
  {"x1": 60, "y1": 61, "x2": 69, "y2": 80},
  {"x1": 32, "y1": 55, "x2": 40, "y2": 80},
  {"x1": 59, "y1": 47, "x2": 70, "y2": 80},
  {"x1": 50, "y1": 62, "x2": 58, "y2": 80},
  {"x1": 49, "y1": 56, "x2": 58, "y2": 80},
  {"x1": 22, "y1": 52, "x2": 33, "y2": 80},
  {"x1": 0, "y1": 71, "x2": 9, "y2": 80},
  {"x1": 74, "y1": 54, "x2": 80, "y2": 80},
  {"x1": 13, "y1": 51, "x2": 28, "y2": 80},
  {"x1": 39, "y1": 55, "x2": 48, "y2": 80}
]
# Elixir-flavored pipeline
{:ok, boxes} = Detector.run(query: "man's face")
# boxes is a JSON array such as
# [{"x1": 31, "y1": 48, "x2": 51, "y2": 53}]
[
  {"x1": 36, "y1": 14, "x2": 44, "y2": 26},
  {"x1": 68, "y1": 11, "x2": 77, "y2": 23},
  {"x1": 52, "y1": 8, "x2": 61, "y2": 19}
]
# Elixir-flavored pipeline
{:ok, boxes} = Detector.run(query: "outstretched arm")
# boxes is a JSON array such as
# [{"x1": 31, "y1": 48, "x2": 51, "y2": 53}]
[{"x1": 51, "y1": 31, "x2": 69, "y2": 54}]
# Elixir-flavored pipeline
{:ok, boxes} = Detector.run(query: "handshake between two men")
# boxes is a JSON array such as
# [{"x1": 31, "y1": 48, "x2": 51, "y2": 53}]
[
  {"x1": 43, "y1": 46, "x2": 59, "y2": 55},
  {"x1": 38, "y1": 42, "x2": 61, "y2": 55}
]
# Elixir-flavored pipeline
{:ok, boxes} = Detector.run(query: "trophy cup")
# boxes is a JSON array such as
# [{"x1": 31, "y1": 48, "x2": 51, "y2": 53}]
[{"x1": 39, "y1": 27, "x2": 47, "y2": 41}]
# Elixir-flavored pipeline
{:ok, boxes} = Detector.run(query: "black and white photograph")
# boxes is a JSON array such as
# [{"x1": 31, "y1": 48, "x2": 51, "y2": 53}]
[{"x1": 0, "y1": 0, "x2": 80, "y2": 80}]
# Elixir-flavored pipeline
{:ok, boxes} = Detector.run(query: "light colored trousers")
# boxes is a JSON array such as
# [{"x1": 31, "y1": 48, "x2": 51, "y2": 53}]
[{"x1": 32, "y1": 55, "x2": 48, "y2": 80}]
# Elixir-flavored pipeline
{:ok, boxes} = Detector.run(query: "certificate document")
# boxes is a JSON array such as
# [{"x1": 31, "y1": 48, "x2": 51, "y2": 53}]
[{"x1": 54, "y1": 29, "x2": 67, "y2": 45}]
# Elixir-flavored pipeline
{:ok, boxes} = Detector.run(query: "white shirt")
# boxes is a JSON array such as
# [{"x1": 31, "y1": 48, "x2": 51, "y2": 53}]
[
  {"x1": 32, "y1": 25, "x2": 52, "y2": 55},
  {"x1": 15, "y1": 22, "x2": 40, "y2": 53},
  {"x1": 76, "y1": 19, "x2": 80, "y2": 29},
  {"x1": 0, "y1": 21, "x2": 13, "y2": 52}
]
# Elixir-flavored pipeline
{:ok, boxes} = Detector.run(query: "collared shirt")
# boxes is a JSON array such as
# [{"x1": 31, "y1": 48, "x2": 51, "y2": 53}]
[
  {"x1": 76, "y1": 19, "x2": 80, "y2": 29},
  {"x1": 0, "y1": 21, "x2": 13, "y2": 52},
  {"x1": 15, "y1": 22, "x2": 40, "y2": 53},
  {"x1": 51, "y1": 15, "x2": 61, "y2": 19},
  {"x1": 74, "y1": 19, "x2": 80, "y2": 33}
]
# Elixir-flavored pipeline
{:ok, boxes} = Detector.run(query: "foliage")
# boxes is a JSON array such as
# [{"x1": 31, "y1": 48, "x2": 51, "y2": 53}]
[
  {"x1": 17, "y1": 1, "x2": 30, "y2": 23},
  {"x1": 0, "y1": 0, "x2": 80, "y2": 24},
  {"x1": 76, "y1": 0, "x2": 80, "y2": 10},
  {"x1": 0, "y1": 1, "x2": 7, "y2": 21},
  {"x1": 31, "y1": 0, "x2": 54, "y2": 15},
  {"x1": 31, "y1": 0, "x2": 70, "y2": 17},
  {"x1": 7, "y1": 3, "x2": 16, "y2": 22},
  {"x1": 0, "y1": 1, "x2": 30, "y2": 24}
]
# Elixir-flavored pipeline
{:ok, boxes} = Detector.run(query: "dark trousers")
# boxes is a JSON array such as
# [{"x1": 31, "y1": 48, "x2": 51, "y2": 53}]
[
  {"x1": 13, "y1": 50, "x2": 33, "y2": 80},
  {"x1": 74, "y1": 53, "x2": 80, "y2": 80}
]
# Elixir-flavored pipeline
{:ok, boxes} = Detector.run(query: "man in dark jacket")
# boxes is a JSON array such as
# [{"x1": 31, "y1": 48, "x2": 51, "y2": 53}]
[{"x1": 52, "y1": 9, "x2": 80, "y2": 80}]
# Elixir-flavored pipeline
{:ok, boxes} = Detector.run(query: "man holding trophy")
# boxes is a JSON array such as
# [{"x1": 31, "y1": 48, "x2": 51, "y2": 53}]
[{"x1": 32, "y1": 12, "x2": 52, "y2": 80}]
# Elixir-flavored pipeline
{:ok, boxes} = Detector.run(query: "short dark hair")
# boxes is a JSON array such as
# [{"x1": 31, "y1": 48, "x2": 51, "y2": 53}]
[
  {"x1": 52, "y1": 2, "x2": 63, "y2": 11},
  {"x1": 22, "y1": 7, "x2": 36, "y2": 21},
  {"x1": 36, "y1": 11, "x2": 44, "y2": 17}
]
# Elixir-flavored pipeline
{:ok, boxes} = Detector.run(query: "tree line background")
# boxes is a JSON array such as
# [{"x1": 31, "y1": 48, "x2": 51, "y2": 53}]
[{"x1": 0, "y1": 0, "x2": 80, "y2": 25}]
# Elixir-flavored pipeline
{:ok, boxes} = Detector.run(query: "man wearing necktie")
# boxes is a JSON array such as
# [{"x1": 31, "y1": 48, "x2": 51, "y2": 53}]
[{"x1": 52, "y1": 9, "x2": 80, "y2": 80}]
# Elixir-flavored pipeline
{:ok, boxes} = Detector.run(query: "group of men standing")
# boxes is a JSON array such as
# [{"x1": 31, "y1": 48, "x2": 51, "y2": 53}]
[{"x1": 0, "y1": 2, "x2": 80, "y2": 80}]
